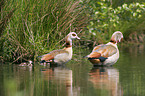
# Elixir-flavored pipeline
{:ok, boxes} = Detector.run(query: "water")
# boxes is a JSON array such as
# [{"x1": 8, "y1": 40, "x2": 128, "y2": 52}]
[{"x1": 0, "y1": 44, "x2": 145, "y2": 96}]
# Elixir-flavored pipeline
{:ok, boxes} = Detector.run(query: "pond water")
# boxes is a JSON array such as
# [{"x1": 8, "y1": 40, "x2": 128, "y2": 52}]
[{"x1": 0, "y1": 44, "x2": 145, "y2": 96}]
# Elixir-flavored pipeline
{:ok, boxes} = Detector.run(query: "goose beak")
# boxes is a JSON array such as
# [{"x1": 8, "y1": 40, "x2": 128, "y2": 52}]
[
  {"x1": 77, "y1": 36, "x2": 80, "y2": 40},
  {"x1": 121, "y1": 38, "x2": 123, "y2": 42},
  {"x1": 118, "y1": 37, "x2": 123, "y2": 43}
]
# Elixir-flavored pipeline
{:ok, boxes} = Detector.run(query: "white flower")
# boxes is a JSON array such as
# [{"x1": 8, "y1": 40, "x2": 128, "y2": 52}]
[
  {"x1": 92, "y1": 32, "x2": 96, "y2": 36},
  {"x1": 89, "y1": 28, "x2": 93, "y2": 33},
  {"x1": 136, "y1": 9, "x2": 141, "y2": 13},
  {"x1": 136, "y1": 3, "x2": 139, "y2": 6},
  {"x1": 138, "y1": 15, "x2": 142, "y2": 18},
  {"x1": 95, "y1": 11, "x2": 99, "y2": 15},
  {"x1": 133, "y1": 13, "x2": 137, "y2": 17},
  {"x1": 118, "y1": 6, "x2": 122, "y2": 10},
  {"x1": 122, "y1": 4, "x2": 127, "y2": 8}
]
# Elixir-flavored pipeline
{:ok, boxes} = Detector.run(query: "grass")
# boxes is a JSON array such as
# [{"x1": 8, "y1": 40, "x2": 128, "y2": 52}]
[{"x1": 0, "y1": 0, "x2": 89, "y2": 63}]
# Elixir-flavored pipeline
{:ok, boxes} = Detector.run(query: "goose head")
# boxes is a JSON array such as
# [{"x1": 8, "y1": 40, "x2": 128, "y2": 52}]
[
  {"x1": 66, "y1": 32, "x2": 80, "y2": 40},
  {"x1": 110, "y1": 31, "x2": 123, "y2": 43},
  {"x1": 65, "y1": 32, "x2": 80, "y2": 47}
]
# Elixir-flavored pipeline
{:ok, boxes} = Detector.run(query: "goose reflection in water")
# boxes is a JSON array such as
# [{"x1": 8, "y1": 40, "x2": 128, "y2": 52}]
[
  {"x1": 41, "y1": 66, "x2": 80, "y2": 96},
  {"x1": 89, "y1": 66, "x2": 123, "y2": 96}
]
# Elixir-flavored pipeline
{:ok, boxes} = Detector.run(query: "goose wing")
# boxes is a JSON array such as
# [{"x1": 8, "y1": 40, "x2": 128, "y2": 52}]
[
  {"x1": 88, "y1": 44, "x2": 117, "y2": 58},
  {"x1": 41, "y1": 49, "x2": 69, "y2": 61}
]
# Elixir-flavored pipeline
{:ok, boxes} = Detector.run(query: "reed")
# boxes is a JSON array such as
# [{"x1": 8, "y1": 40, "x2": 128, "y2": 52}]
[{"x1": 0, "y1": 0, "x2": 89, "y2": 63}]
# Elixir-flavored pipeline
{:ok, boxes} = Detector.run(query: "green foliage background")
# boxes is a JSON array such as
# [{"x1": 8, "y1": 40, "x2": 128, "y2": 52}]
[{"x1": 84, "y1": 0, "x2": 145, "y2": 43}]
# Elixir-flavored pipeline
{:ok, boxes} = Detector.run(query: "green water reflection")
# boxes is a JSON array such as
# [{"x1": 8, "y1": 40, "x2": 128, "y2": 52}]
[{"x1": 1, "y1": 44, "x2": 145, "y2": 96}]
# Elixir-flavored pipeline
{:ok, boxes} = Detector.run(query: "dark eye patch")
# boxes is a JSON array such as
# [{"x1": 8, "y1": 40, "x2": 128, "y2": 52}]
[{"x1": 72, "y1": 34, "x2": 76, "y2": 36}]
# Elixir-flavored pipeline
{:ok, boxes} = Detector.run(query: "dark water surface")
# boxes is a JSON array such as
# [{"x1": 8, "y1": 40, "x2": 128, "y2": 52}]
[{"x1": 0, "y1": 44, "x2": 145, "y2": 96}]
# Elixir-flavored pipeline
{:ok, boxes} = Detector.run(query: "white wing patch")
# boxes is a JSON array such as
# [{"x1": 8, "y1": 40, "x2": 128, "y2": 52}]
[{"x1": 54, "y1": 53, "x2": 71, "y2": 64}]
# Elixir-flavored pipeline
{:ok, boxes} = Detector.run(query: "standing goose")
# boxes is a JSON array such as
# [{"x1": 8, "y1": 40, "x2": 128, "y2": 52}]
[
  {"x1": 39, "y1": 32, "x2": 80, "y2": 65},
  {"x1": 85, "y1": 31, "x2": 123, "y2": 66}
]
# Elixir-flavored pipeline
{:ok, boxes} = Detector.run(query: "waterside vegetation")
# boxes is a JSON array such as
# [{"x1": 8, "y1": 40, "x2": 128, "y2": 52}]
[
  {"x1": 0, "y1": 0, "x2": 88, "y2": 63},
  {"x1": 0, "y1": 0, "x2": 145, "y2": 63}
]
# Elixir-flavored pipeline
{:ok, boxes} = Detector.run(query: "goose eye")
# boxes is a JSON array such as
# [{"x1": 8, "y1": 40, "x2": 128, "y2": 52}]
[{"x1": 72, "y1": 34, "x2": 76, "y2": 36}]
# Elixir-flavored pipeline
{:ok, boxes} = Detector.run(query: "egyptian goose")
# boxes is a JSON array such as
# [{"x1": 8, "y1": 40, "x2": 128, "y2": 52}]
[
  {"x1": 86, "y1": 31, "x2": 123, "y2": 66},
  {"x1": 39, "y1": 32, "x2": 80, "y2": 65}
]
